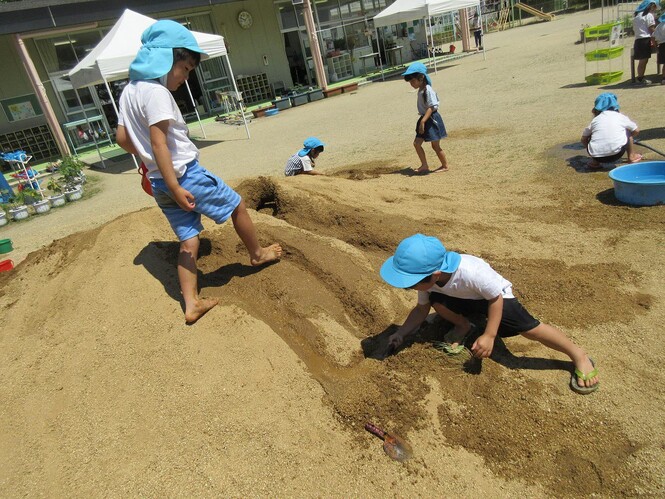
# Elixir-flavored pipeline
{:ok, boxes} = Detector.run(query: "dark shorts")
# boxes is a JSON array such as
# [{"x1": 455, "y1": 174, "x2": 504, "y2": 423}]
[
  {"x1": 428, "y1": 292, "x2": 540, "y2": 337},
  {"x1": 658, "y1": 43, "x2": 665, "y2": 65},
  {"x1": 416, "y1": 111, "x2": 447, "y2": 142},
  {"x1": 589, "y1": 143, "x2": 627, "y2": 163},
  {"x1": 634, "y1": 37, "x2": 652, "y2": 60}
]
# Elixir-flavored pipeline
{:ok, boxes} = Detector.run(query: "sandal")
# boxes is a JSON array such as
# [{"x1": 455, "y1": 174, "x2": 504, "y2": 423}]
[
  {"x1": 570, "y1": 357, "x2": 600, "y2": 395},
  {"x1": 433, "y1": 323, "x2": 478, "y2": 356}
]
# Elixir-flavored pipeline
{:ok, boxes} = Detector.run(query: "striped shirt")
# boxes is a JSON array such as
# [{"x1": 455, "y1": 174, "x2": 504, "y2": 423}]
[{"x1": 284, "y1": 153, "x2": 314, "y2": 176}]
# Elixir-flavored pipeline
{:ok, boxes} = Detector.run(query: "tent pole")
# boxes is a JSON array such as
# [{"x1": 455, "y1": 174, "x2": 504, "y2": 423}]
[
  {"x1": 377, "y1": 28, "x2": 385, "y2": 81},
  {"x1": 73, "y1": 87, "x2": 106, "y2": 169},
  {"x1": 223, "y1": 54, "x2": 250, "y2": 140},
  {"x1": 428, "y1": 17, "x2": 437, "y2": 74},
  {"x1": 103, "y1": 77, "x2": 138, "y2": 170},
  {"x1": 184, "y1": 80, "x2": 207, "y2": 140}
]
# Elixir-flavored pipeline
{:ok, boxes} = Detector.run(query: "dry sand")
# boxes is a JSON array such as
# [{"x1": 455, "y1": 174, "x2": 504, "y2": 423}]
[{"x1": 1, "y1": 9, "x2": 664, "y2": 497}]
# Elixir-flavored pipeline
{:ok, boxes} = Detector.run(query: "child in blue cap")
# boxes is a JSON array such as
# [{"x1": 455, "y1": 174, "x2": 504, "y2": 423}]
[
  {"x1": 116, "y1": 20, "x2": 282, "y2": 324},
  {"x1": 581, "y1": 93, "x2": 641, "y2": 169},
  {"x1": 632, "y1": 0, "x2": 658, "y2": 84},
  {"x1": 380, "y1": 234, "x2": 599, "y2": 394},
  {"x1": 284, "y1": 137, "x2": 325, "y2": 176},
  {"x1": 402, "y1": 62, "x2": 449, "y2": 174}
]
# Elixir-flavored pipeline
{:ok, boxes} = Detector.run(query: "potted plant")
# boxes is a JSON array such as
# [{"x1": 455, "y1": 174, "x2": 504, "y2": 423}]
[
  {"x1": 21, "y1": 186, "x2": 50, "y2": 214},
  {"x1": 47, "y1": 177, "x2": 66, "y2": 207},
  {"x1": 0, "y1": 205, "x2": 7, "y2": 227},
  {"x1": 6, "y1": 190, "x2": 29, "y2": 221},
  {"x1": 272, "y1": 96, "x2": 292, "y2": 111},
  {"x1": 289, "y1": 86, "x2": 309, "y2": 107},
  {"x1": 307, "y1": 87, "x2": 324, "y2": 102},
  {"x1": 58, "y1": 155, "x2": 86, "y2": 201},
  {"x1": 59, "y1": 155, "x2": 87, "y2": 191}
]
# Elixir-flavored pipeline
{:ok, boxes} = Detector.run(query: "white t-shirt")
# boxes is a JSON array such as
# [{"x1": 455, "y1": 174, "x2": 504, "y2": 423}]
[
  {"x1": 633, "y1": 13, "x2": 655, "y2": 39},
  {"x1": 118, "y1": 80, "x2": 199, "y2": 178},
  {"x1": 417, "y1": 254, "x2": 514, "y2": 305},
  {"x1": 654, "y1": 22, "x2": 665, "y2": 44},
  {"x1": 582, "y1": 111, "x2": 638, "y2": 157},
  {"x1": 417, "y1": 84, "x2": 439, "y2": 115}
]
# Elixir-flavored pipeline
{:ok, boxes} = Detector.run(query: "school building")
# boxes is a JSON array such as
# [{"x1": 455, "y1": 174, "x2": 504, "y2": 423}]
[{"x1": 1, "y1": 0, "x2": 443, "y2": 161}]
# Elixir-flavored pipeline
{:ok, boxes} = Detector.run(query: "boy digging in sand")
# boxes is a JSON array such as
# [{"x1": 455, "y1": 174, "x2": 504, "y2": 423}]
[
  {"x1": 116, "y1": 20, "x2": 281, "y2": 323},
  {"x1": 380, "y1": 234, "x2": 599, "y2": 394},
  {"x1": 581, "y1": 93, "x2": 642, "y2": 170}
]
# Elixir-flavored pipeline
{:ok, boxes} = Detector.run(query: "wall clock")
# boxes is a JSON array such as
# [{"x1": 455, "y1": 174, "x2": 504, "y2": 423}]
[{"x1": 238, "y1": 10, "x2": 253, "y2": 30}]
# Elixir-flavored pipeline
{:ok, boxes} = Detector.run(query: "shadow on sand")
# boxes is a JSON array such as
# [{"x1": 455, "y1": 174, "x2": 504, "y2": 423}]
[{"x1": 133, "y1": 239, "x2": 268, "y2": 311}]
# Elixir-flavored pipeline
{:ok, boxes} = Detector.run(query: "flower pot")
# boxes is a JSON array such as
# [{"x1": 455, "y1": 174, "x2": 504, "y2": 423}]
[
  {"x1": 323, "y1": 87, "x2": 343, "y2": 98},
  {"x1": 449, "y1": 44, "x2": 456, "y2": 54},
  {"x1": 341, "y1": 82, "x2": 358, "y2": 93},
  {"x1": 0, "y1": 211, "x2": 7, "y2": 227},
  {"x1": 272, "y1": 98, "x2": 292, "y2": 111},
  {"x1": 290, "y1": 93, "x2": 309, "y2": 107},
  {"x1": 32, "y1": 199, "x2": 51, "y2": 214},
  {"x1": 49, "y1": 194, "x2": 66, "y2": 207},
  {"x1": 9, "y1": 206, "x2": 29, "y2": 221},
  {"x1": 65, "y1": 186, "x2": 83, "y2": 202},
  {"x1": 251, "y1": 106, "x2": 274, "y2": 118},
  {"x1": 307, "y1": 89, "x2": 324, "y2": 102},
  {"x1": 0, "y1": 238, "x2": 12, "y2": 253}
]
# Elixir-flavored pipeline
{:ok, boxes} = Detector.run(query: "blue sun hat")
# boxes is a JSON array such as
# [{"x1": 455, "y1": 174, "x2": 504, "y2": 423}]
[
  {"x1": 298, "y1": 137, "x2": 325, "y2": 157},
  {"x1": 594, "y1": 92, "x2": 620, "y2": 112},
  {"x1": 634, "y1": 0, "x2": 656, "y2": 12},
  {"x1": 129, "y1": 20, "x2": 208, "y2": 81},
  {"x1": 380, "y1": 234, "x2": 461, "y2": 289},
  {"x1": 402, "y1": 62, "x2": 431, "y2": 85}
]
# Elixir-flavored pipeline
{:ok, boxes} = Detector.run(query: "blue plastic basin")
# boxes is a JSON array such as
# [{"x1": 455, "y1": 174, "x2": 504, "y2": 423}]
[{"x1": 608, "y1": 161, "x2": 665, "y2": 206}]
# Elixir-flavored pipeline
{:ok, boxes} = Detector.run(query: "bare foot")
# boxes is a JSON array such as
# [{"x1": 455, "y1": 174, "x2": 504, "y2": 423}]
[
  {"x1": 628, "y1": 153, "x2": 643, "y2": 163},
  {"x1": 574, "y1": 356, "x2": 599, "y2": 389},
  {"x1": 414, "y1": 166, "x2": 430, "y2": 173},
  {"x1": 251, "y1": 243, "x2": 282, "y2": 266},
  {"x1": 588, "y1": 160, "x2": 602, "y2": 170},
  {"x1": 185, "y1": 297, "x2": 219, "y2": 324},
  {"x1": 432, "y1": 165, "x2": 449, "y2": 173}
]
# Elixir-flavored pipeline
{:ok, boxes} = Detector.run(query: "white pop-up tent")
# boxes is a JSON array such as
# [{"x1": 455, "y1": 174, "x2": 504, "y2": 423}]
[
  {"x1": 373, "y1": 0, "x2": 483, "y2": 72},
  {"x1": 68, "y1": 8, "x2": 248, "y2": 166}
]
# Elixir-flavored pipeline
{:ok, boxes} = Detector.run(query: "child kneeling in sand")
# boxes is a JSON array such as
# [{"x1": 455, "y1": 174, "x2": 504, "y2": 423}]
[
  {"x1": 581, "y1": 93, "x2": 641, "y2": 169},
  {"x1": 380, "y1": 234, "x2": 599, "y2": 394},
  {"x1": 116, "y1": 20, "x2": 281, "y2": 324},
  {"x1": 284, "y1": 137, "x2": 325, "y2": 176}
]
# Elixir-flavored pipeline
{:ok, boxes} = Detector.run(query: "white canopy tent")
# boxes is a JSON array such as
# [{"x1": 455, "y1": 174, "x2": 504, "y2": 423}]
[
  {"x1": 68, "y1": 9, "x2": 248, "y2": 166},
  {"x1": 373, "y1": 0, "x2": 483, "y2": 73}
]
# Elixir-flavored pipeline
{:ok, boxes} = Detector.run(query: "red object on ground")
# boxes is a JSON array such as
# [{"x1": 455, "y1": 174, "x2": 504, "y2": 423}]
[{"x1": 0, "y1": 259, "x2": 14, "y2": 272}]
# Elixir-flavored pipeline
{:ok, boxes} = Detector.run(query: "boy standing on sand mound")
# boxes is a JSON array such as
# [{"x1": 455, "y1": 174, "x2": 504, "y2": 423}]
[{"x1": 116, "y1": 20, "x2": 281, "y2": 323}]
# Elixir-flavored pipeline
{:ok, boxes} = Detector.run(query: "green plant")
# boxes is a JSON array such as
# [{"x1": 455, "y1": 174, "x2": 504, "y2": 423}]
[
  {"x1": 58, "y1": 155, "x2": 87, "y2": 189},
  {"x1": 47, "y1": 177, "x2": 63, "y2": 194},
  {"x1": 18, "y1": 186, "x2": 40, "y2": 204}
]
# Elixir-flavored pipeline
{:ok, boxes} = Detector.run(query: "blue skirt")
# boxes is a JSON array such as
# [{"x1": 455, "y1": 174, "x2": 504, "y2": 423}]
[{"x1": 415, "y1": 111, "x2": 447, "y2": 142}]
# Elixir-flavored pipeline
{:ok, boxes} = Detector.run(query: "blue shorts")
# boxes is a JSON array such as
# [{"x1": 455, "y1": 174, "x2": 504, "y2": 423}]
[
  {"x1": 416, "y1": 111, "x2": 447, "y2": 142},
  {"x1": 151, "y1": 161, "x2": 241, "y2": 241}
]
